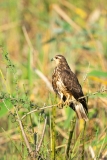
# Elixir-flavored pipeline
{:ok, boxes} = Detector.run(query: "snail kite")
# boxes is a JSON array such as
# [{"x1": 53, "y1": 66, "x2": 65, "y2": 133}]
[{"x1": 51, "y1": 55, "x2": 88, "y2": 121}]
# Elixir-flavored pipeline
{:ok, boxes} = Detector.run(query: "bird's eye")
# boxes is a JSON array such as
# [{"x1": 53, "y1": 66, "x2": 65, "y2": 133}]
[{"x1": 56, "y1": 57, "x2": 58, "y2": 59}]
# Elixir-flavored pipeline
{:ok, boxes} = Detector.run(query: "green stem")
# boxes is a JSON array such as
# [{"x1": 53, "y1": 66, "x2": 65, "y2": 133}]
[
  {"x1": 51, "y1": 105, "x2": 56, "y2": 160},
  {"x1": 81, "y1": 121, "x2": 86, "y2": 160},
  {"x1": 65, "y1": 117, "x2": 76, "y2": 160}
]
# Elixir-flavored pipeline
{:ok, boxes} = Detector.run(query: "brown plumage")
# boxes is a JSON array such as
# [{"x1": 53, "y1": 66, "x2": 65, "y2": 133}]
[{"x1": 51, "y1": 55, "x2": 88, "y2": 121}]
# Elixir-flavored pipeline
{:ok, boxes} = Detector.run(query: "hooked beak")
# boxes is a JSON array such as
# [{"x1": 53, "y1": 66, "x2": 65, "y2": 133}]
[{"x1": 51, "y1": 58, "x2": 54, "y2": 61}]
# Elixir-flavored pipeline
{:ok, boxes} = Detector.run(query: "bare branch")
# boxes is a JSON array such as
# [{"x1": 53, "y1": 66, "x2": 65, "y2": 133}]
[
  {"x1": 15, "y1": 107, "x2": 33, "y2": 158},
  {"x1": 21, "y1": 88, "x2": 107, "y2": 120},
  {"x1": 21, "y1": 104, "x2": 56, "y2": 120},
  {"x1": 78, "y1": 88, "x2": 107, "y2": 100}
]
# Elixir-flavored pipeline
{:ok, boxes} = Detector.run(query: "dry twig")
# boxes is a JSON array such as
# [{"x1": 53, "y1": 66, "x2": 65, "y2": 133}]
[
  {"x1": 36, "y1": 116, "x2": 47, "y2": 153},
  {"x1": 52, "y1": 4, "x2": 81, "y2": 31},
  {"x1": 15, "y1": 107, "x2": 33, "y2": 158},
  {"x1": 35, "y1": 69, "x2": 53, "y2": 91}
]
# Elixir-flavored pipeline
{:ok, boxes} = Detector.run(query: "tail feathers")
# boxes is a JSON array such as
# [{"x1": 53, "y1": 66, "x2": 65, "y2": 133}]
[{"x1": 75, "y1": 103, "x2": 88, "y2": 121}]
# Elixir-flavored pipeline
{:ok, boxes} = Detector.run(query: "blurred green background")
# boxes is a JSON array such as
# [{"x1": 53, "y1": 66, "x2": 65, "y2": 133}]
[{"x1": 0, "y1": 0, "x2": 107, "y2": 159}]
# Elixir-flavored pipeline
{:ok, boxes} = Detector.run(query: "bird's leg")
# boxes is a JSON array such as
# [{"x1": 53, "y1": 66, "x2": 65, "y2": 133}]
[
  {"x1": 64, "y1": 94, "x2": 71, "y2": 106},
  {"x1": 57, "y1": 93, "x2": 64, "y2": 109}
]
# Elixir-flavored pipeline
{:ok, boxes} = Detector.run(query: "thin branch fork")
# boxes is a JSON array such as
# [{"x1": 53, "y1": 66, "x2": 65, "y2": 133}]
[{"x1": 21, "y1": 104, "x2": 56, "y2": 120}]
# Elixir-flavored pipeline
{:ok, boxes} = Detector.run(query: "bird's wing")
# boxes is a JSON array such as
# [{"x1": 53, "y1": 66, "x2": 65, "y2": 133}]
[
  {"x1": 52, "y1": 72, "x2": 59, "y2": 95},
  {"x1": 61, "y1": 69, "x2": 83, "y2": 99},
  {"x1": 61, "y1": 69, "x2": 88, "y2": 113}
]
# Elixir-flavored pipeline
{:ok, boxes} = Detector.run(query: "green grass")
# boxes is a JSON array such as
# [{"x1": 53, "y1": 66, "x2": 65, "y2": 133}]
[{"x1": 0, "y1": 0, "x2": 107, "y2": 159}]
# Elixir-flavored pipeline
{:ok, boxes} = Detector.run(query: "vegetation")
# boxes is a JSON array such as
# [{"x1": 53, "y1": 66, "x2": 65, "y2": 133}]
[{"x1": 0, "y1": 0, "x2": 107, "y2": 159}]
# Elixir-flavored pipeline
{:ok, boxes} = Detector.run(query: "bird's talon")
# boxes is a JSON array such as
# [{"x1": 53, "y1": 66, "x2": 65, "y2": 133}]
[
  {"x1": 64, "y1": 101, "x2": 70, "y2": 106},
  {"x1": 57, "y1": 102, "x2": 63, "y2": 109}
]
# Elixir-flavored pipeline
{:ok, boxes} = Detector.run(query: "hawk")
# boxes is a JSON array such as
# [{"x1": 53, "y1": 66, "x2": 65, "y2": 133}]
[{"x1": 51, "y1": 55, "x2": 88, "y2": 121}]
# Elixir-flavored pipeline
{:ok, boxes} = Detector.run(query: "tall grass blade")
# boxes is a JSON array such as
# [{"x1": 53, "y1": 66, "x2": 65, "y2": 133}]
[
  {"x1": 65, "y1": 117, "x2": 76, "y2": 160},
  {"x1": 51, "y1": 105, "x2": 56, "y2": 160}
]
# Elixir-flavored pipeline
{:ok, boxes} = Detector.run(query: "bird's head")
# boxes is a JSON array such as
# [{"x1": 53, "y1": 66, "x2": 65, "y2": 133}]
[{"x1": 51, "y1": 55, "x2": 66, "y2": 65}]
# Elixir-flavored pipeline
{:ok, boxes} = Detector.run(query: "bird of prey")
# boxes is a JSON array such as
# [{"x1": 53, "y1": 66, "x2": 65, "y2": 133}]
[{"x1": 51, "y1": 55, "x2": 88, "y2": 121}]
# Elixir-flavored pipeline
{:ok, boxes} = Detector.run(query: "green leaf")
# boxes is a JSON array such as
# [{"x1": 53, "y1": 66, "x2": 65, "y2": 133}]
[
  {"x1": 0, "y1": 99, "x2": 13, "y2": 118},
  {"x1": 64, "y1": 107, "x2": 75, "y2": 128},
  {"x1": 88, "y1": 70, "x2": 107, "y2": 78}
]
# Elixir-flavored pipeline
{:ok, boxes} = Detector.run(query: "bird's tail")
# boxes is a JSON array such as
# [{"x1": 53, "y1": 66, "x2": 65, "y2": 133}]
[{"x1": 75, "y1": 103, "x2": 88, "y2": 121}]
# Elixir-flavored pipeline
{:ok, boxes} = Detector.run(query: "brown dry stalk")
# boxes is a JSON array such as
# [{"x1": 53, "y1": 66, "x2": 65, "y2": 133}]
[
  {"x1": 22, "y1": 26, "x2": 34, "y2": 52},
  {"x1": 35, "y1": 69, "x2": 53, "y2": 91},
  {"x1": 52, "y1": 4, "x2": 81, "y2": 31},
  {"x1": 36, "y1": 117, "x2": 47, "y2": 153},
  {"x1": 15, "y1": 107, "x2": 33, "y2": 158}
]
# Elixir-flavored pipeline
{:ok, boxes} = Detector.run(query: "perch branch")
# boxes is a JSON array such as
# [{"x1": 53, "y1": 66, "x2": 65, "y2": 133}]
[{"x1": 21, "y1": 89, "x2": 107, "y2": 120}]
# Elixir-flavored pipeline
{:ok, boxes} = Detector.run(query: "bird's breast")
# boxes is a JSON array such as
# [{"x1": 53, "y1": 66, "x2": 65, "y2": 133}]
[{"x1": 56, "y1": 77, "x2": 67, "y2": 95}]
